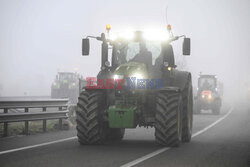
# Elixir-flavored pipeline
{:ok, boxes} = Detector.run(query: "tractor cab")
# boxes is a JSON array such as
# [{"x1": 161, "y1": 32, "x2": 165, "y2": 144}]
[
  {"x1": 198, "y1": 75, "x2": 217, "y2": 91},
  {"x1": 55, "y1": 72, "x2": 79, "y2": 86},
  {"x1": 82, "y1": 25, "x2": 190, "y2": 77},
  {"x1": 58, "y1": 72, "x2": 78, "y2": 81}
]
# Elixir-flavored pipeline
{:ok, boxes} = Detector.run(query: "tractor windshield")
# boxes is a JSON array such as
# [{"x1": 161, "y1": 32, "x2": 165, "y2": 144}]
[
  {"x1": 198, "y1": 77, "x2": 216, "y2": 90},
  {"x1": 59, "y1": 73, "x2": 76, "y2": 81},
  {"x1": 127, "y1": 41, "x2": 161, "y2": 65},
  {"x1": 114, "y1": 41, "x2": 161, "y2": 66}
]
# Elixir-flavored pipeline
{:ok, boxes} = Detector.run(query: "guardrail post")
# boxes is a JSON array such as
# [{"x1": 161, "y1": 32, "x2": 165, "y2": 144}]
[
  {"x1": 0, "y1": 99, "x2": 69, "y2": 136},
  {"x1": 58, "y1": 106, "x2": 63, "y2": 129},
  {"x1": 24, "y1": 108, "x2": 29, "y2": 135},
  {"x1": 3, "y1": 108, "x2": 8, "y2": 137},
  {"x1": 42, "y1": 107, "x2": 47, "y2": 132}
]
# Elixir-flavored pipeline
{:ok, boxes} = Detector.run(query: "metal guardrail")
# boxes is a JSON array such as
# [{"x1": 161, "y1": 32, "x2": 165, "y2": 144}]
[
  {"x1": 0, "y1": 111, "x2": 68, "y2": 122},
  {"x1": 0, "y1": 96, "x2": 50, "y2": 100},
  {"x1": 0, "y1": 99, "x2": 69, "y2": 137},
  {"x1": 0, "y1": 99, "x2": 68, "y2": 109}
]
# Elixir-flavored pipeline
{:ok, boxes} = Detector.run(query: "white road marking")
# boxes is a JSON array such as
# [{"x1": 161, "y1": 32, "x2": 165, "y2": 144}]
[
  {"x1": 191, "y1": 108, "x2": 232, "y2": 138},
  {"x1": 120, "y1": 108, "x2": 233, "y2": 167},
  {"x1": 0, "y1": 108, "x2": 233, "y2": 158},
  {"x1": 0, "y1": 136, "x2": 77, "y2": 155}
]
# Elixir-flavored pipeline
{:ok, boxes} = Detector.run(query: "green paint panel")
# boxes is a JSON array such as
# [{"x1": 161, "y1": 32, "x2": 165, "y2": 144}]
[{"x1": 108, "y1": 106, "x2": 136, "y2": 128}]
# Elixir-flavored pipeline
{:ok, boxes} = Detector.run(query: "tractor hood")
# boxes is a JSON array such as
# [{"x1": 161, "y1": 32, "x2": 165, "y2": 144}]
[{"x1": 114, "y1": 62, "x2": 148, "y2": 79}]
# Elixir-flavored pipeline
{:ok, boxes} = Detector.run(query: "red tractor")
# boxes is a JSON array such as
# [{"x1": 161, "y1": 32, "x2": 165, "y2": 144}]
[{"x1": 194, "y1": 75, "x2": 222, "y2": 114}]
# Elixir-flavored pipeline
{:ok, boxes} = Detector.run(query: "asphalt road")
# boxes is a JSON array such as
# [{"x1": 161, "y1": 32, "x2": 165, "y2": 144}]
[{"x1": 0, "y1": 105, "x2": 249, "y2": 167}]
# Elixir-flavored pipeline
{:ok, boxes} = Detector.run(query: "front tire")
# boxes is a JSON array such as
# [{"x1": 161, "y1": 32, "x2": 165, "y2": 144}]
[
  {"x1": 155, "y1": 90, "x2": 183, "y2": 147},
  {"x1": 76, "y1": 90, "x2": 108, "y2": 145},
  {"x1": 182, "y1": 80, "x2": 193, "y2": 142}
]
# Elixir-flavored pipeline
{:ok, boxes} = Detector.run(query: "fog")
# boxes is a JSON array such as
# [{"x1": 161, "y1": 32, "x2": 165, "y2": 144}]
[{"x1": 0, "y1": 0, "x2": 249, "y2": 103}]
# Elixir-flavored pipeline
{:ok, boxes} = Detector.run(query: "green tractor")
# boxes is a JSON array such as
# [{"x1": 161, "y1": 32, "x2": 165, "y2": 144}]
[
  {"x1": 76, "y1": 25, "x2": 193, "y2": 147},
  {"x1": 51, "y1": 72, "x2": 80, "y2": 104}
]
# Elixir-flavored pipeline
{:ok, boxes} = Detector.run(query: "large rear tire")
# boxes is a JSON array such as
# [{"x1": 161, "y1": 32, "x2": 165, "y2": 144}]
[
  {"x1": 155, "y1": 90, "x2": 183, "y2": 147},
  {"x1": 182, "y1": 80, "x2": 193, "y2": 142},
  {"x1": 76, "y1": 90, "x2": 108, "y2": 145}
]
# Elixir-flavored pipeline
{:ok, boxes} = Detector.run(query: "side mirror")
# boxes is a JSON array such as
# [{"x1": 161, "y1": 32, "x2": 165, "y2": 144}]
[
  {"x1": 183, "y1": 38, "x2": 191, "y2": 56},
  {"x1": 82, "y1": 38, "x2": 90, "y2": 56}
]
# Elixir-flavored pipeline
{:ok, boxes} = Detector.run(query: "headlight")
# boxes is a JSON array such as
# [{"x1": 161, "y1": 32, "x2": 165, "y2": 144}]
[
  {"x1": 108, "y1": 29, "x2": 170, "y2": 41},
  {"x1": 143, "y1": 29, "x2": 169, "y2": 40},
  {"x1": 113, "y1": 74, "x2": 124, "y2": 80},
  {"x1": 208, "y1": 94, "x2": 212, "y2": 99},
  {"x1": 109, "y1": 30, "x2": 134, "y2": 41}
]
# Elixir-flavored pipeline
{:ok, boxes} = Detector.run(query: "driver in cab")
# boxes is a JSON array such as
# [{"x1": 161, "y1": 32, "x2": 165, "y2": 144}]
[{"x1": 129, "y1": 41, "x2": 152, "y2": 69}]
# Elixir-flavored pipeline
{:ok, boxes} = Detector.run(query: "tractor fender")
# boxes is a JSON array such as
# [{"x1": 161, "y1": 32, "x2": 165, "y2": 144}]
[{"x1": 169, "y1": 70, "x2": 192, "y2": 92}]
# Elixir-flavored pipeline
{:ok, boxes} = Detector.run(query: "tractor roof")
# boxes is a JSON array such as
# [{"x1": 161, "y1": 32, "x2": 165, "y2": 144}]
[
  {"x1": 199, "y1": 75, "x2": 217, "y2": 78},
  {"x1": 108, "y1": 30, "x2": 169, "y2": 42},
  {"x1": 58, "y1": 72, "x2": 75, "y2": 75},
  {"x1": 58, "y1": 72, "x2": 78, "y2": 77}
]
